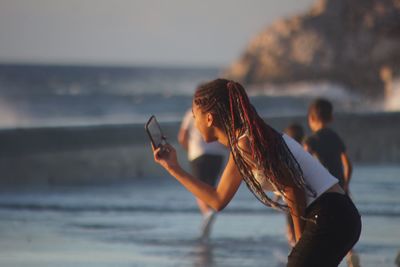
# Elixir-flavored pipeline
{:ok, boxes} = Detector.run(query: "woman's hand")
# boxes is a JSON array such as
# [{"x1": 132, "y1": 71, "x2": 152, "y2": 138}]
[{"x1": 152, "y1": 143, "x2": 179, "y2": 172}]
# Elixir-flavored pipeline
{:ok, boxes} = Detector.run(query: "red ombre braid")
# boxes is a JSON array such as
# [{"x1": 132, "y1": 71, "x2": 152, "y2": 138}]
[
  {"x1": 194, "y1": 78, "x2": 316, "y2": 212},
  {"x1": 228, "y1": 82, "x2": 236, "y2": 136}
]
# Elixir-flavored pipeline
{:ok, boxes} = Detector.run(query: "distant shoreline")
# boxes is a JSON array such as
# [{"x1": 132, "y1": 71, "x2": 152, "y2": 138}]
[{"x1": 0, "y1": 62, "x2": 223, "y2": 71}]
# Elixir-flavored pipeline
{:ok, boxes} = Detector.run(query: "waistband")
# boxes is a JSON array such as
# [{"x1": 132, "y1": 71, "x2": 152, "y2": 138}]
[{"x1": 305, "y1": 192, "x2": 349, "y2": 215}]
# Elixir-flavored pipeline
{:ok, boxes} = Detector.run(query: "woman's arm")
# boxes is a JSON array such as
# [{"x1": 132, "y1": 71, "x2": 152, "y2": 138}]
[
  {"x1": 285, "y1": 185, "x2": 307, "y2": 242},
  {"x1": 153, "y1": 143, "x2": 242, "y2": 211}
]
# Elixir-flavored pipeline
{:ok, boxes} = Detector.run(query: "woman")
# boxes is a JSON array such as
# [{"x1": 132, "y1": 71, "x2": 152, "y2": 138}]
[{"x1": 152, "y1": 79, "x2": 361, "y2": 267}]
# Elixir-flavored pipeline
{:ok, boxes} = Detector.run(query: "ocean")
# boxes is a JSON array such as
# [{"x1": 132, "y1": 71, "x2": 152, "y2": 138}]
[
  {"x1": 1, "y1": 64, "x2": 397, "y2": 128},
  {"x1": 0, "y1": 64, "x2": 399, "y2": 267}
]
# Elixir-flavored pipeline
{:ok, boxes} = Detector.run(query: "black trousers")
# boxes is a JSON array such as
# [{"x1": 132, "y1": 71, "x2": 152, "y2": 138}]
[
  {"x1": 190, "y1": 154, "x2": 224, "y2": 186},
  {"x1": 287, "y1": 192, "x2": 362, "y2": 267}
]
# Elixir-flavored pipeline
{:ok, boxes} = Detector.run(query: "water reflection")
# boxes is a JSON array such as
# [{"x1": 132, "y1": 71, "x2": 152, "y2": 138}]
[{"x1": 192, "y1": 241, "x2": 214, "y2": 267}]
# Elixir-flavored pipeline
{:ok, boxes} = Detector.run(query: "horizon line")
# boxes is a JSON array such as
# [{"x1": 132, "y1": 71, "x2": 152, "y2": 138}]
[{"x1": 0, "y1": 60, "x2": 226, "y2": 70}]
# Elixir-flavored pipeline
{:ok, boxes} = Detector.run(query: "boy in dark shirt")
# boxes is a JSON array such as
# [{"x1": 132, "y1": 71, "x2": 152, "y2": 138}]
[
  {"x1": 304, "y1": 98, "x2": 360, "y2": 267},
  {"x1": 304, "y1": 98, "x2": 352, "y2": 193}
]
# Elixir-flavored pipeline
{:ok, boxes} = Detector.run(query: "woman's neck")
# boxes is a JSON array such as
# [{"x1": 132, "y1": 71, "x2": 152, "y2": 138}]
[
  {"x1": 216, "y1": 127, "x2": 246, "y2": 148},
  {"x1": 217, "y1": 131, "x2": 230, "y2": 147}
]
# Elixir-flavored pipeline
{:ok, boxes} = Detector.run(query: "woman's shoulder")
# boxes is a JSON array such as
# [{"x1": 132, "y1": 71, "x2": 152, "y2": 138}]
[{"x1": 236, "y1": 132, "x2": 251, "y2": 153}]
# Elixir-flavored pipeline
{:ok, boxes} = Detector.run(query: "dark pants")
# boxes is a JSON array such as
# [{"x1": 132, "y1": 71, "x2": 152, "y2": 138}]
[
  {"x1": 190, "y1": 154, "x2": 224, "y2": 186},
  {"x1": 287, "y1": 193, "x2": 362, "y2": 267}
]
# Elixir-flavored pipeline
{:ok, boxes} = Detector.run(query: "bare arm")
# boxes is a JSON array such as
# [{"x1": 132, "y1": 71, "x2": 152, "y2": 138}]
[
  {"x1": 341, "y1": 152, "x2": 352, "y2": 194},
  {"x1": 177, "y1": 127, "x2": 189, "y2": 151},
  {"x1": 153, "y1": 143, "x2": 242, "y2": 211},
  {"x1": 285, "y1": 185, "x2": 307, "y2": 242}
]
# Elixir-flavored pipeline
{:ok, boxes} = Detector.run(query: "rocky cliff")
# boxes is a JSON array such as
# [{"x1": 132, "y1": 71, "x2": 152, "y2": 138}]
[{"x1": 224, "y1": 0, "x2": 400, "y2": 97}]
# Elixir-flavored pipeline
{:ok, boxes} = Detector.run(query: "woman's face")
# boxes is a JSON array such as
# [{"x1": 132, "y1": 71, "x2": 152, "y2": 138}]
[{"x1": 192, "y1": 102, "x2": 217, "y2": 143}]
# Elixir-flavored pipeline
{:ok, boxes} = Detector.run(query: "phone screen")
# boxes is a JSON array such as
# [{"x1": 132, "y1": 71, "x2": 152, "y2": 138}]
[{"x1": 145, "y1": 116, "x2": 164, "y2": 148}]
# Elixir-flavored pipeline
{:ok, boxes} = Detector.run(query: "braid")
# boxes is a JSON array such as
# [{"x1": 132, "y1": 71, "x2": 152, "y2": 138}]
[{"x1": 194, "y1": 79, "x2": 316, "y2": 213}]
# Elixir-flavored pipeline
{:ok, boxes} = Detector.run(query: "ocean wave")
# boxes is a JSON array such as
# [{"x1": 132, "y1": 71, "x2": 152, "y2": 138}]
[
  {"x1": 247, "y1": 81, "x2": 355, "y2": 99},
  {"x1": 1, "y1": 64, "x2": 399, "y2": 130}
]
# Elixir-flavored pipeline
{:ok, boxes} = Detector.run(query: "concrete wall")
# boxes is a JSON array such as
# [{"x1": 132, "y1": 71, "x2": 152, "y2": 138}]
[{"x1": 0, "y1": 112, "x2": 399, "y2": 185}]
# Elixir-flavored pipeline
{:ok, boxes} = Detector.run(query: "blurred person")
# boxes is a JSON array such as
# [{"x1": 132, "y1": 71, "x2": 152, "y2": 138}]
[
  {"x1": 304, "y1": 98, "x2": 352, "y2": 193},
  {"x1": 178, "y1": 108, "x2": 226, "y2": 241},
  {"x1": 152, "y1": 79, "x2": 361, "y2": 266},
  {"x1": 304, "y1": 98, "x2": 360, "y2": 267},
  {"x1": 284, "y1": 124, "x2": 304, "y2": 144}
]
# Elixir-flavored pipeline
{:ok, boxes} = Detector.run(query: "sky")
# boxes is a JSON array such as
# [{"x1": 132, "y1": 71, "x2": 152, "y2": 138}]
[{"x1": 0, "y1": 0, "x2": 316, "y2": 67}]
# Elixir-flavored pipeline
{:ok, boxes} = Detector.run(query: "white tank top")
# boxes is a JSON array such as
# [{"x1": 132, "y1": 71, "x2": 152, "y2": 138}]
[{"x1": 237, "y1": 133, "x2": 338, "y2": 207}]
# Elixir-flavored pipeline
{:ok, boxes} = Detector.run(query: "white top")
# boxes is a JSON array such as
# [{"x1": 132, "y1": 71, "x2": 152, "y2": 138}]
[
  {"x1": 180, "y1": 110, "x2": 226, "y2": 161},
  {"x1": 237, "y1": 133, "x2": 338, "y2": 207}
]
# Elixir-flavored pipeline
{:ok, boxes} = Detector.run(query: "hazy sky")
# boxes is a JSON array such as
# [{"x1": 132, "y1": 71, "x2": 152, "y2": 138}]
[{"x1": 0, "y1": 0, "x2": 315, "y2": 67}]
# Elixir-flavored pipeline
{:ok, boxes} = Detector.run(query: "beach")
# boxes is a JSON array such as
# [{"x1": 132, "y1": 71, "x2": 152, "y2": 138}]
[
  {"x1": 0, "y1": 164, "x2": 399, "y2": 267},
  {"x1": 0, "y1": 65, "x2": 399, "y2": 266},
  {"x1": 1, "y1": 0, "x2": 400, "y2": 264}
]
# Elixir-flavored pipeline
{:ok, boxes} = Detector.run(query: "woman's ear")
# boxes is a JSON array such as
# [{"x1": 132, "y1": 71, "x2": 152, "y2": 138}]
[{"x1": 206, "y1": 112, "x2": 214, "y2": 127}]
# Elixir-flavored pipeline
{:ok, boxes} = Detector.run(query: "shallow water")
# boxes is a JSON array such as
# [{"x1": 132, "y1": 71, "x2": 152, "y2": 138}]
[{"x1": 0, "y1": 164, "x2": 399, "y2": 267}]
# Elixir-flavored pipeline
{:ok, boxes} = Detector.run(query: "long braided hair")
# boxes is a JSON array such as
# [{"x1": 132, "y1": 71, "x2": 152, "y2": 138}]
[{"x1": 194, "y1": 78, "x2": 316, "y2": 212}]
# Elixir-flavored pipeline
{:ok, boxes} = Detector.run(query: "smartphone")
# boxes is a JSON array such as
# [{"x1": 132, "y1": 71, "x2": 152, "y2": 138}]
[{"x1": 145, "y1": 115, "x2": 166, "y2": 149}]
